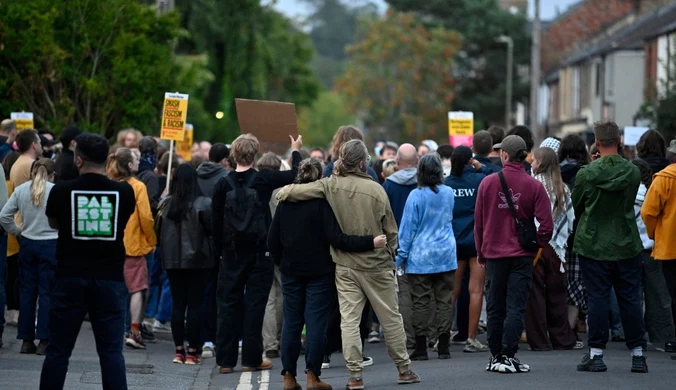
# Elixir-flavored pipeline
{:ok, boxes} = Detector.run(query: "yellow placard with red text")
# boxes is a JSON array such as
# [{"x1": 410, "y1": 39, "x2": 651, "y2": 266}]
[{"x1": 160, "y1": 93, "x2": 188, "y2": 141}]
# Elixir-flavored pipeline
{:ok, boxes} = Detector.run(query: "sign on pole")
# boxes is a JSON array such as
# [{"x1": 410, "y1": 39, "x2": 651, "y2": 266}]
[
  {"x1": 235, "y1": 98, "x2": 297, "y2": 156},
  {"x1": 448, "y1": 111, "x2": 474, "y2": 147},
  {"x1": 160, "y1": 93, "x2": 189, "y2": 142},
  {"x1": 11, "y1": 112, "x2": 34, "y2": 131},
  {"x1": 177, "y1": 123, "x2": 194, "y2": 161}
]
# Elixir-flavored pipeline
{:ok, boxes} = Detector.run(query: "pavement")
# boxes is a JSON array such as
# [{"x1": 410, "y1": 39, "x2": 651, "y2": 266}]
[{"x1": 1, "y1": 323, "x2": 676, "y2": 389}]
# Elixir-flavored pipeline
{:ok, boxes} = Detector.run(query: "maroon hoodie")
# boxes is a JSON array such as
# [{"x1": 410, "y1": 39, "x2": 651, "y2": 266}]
[{"x1": 474, "y1": 162, "x2": 553, "y2": 260}]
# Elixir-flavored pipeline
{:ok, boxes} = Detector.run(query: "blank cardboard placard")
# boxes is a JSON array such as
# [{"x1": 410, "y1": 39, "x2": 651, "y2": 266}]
[{"x1": 235, "y1": 99, "x2": 297, "y2": 155}]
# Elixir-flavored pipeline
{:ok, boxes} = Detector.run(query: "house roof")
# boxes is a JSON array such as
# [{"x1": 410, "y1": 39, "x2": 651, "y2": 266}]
[{"x1": 563, "y1": 3, "x2": 676, "y2": 66}]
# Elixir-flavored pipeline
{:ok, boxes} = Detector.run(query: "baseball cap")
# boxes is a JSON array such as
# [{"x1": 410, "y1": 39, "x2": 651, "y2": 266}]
[{"x1": 493, "y1": 135, "x2": 527, "y2": 157}]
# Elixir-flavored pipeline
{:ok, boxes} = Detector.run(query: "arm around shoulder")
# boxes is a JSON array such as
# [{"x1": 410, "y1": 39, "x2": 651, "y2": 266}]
[{"x1": 276, "y1": 179, "x2": 328, "y2": 203}]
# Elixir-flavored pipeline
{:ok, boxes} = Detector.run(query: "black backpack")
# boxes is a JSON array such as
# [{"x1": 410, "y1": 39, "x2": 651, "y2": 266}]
[{"x1": 223, "y1": 173, "x2": 267, "y2": 247}]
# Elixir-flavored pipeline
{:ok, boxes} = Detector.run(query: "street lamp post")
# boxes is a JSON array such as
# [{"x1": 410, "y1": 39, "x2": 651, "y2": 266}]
[{"x1": 496, "y1": 35, "x2": 513, "y2": 128}]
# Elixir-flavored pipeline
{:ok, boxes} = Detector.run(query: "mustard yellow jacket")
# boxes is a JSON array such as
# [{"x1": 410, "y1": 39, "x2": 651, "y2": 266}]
[
  {"x1": 124, "y1": 177, "x2": 157, "y2": 257},
  {"x1": 641, "y1": 164, "x2": 676, "y2": 261}
]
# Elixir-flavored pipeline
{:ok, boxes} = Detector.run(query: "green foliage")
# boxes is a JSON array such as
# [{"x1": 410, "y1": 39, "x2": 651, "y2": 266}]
[
  {"x1": 0, "y1": 0, "x2": 180, "y2": 140},
  {"x1": 386, "y1": 0, "x2": 531, "y2": 129},
  {"x1": 298, "y1": 91, "x2": 355, "y2": 147},
  {"x1": 337, "y1": 12, "x2": 462, "y2": 143}
]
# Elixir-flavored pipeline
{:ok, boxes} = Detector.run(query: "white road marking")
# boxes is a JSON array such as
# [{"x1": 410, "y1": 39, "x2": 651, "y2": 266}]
[
  {"x1": 259, "y1": 370, "x2": 270, "y2": 390},
  {"x1": 236, "y1": 371, "x2": 253, "y2": 390}
]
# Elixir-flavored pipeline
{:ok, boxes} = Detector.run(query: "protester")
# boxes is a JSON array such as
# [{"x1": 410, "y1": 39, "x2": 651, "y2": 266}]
[
  {"x1": 475, "y1": 135, "x2": 553, "y2": 373},
  {"x1": 383, "y1": 143, "x2": 419, "y2": 349},
  {"x1": 323, "y1": 126, "x2": 378, "y2": 181},
  {"x1": 198, "y1": 141, "x2": 212, "y2": 160},
  {"x1": 137, "y1": 137, "x2": 160, "y2": 215},
  {"x1": 212, "y1": 134, "x2": 302, "y2": 374},
  {"x1": 417, "y1": 144, "x2": 430, "y2": 157},
  {"x1": 0, "y1": 119, "x2": 17, "y2": 162},
  {"x1": 157, "y1": 152, "x2": 179, "y2": 197},
  {"x1": 397, "y1": 154, "x2": 457, "y2": 361},
  {"x1": 525, "y1": 147, "x2": 578, "y2": 351},
  {"x1": 637, "y1": 130, "x2": 670, "y2": 174},
  {"x1": 540, "y1": 137, "x2": 561, "y2": 154},
  {"x1": 277, "y1": 139, "x2": 419, "y2": 389},
  {"x1": 437, "y1": 145, "x2": 454, "y2": 179},
  {"x1": 269, "y1": 157, "x2": 385, "y2": 390},
  {"x1": 54, "y1": 126, "x2": 82, "y2": 182},
  {"x1": 40, "y1": 133, "x2": 136, "y2": 389},
  {"x1": 38, "y1": 131, "x2": 58, "y2": 160},
  {"x1": 0, "y1": 158, "x2": 57, "y2": 355},
  {"x1": 107, "y1": 148, "x2": 157, "y2": 350},
  {"x1": 506, "y1": 126, "x2": 535, "y2": 174},
  {"x1": 2, "y1": 152, "x2": 21, "y2": 328},
  {"x1": 379, "y1": 144, "x2": 397, "y2": 160},
  {"x1": 0, "y1": 162, "x2": 8, "y2": 348},
  {"x1": 641, "y1": 149, "x2": 676, "y2": 356},
  {"x1": 472, "y1": 130, "x2": 502, "y2": 175},
  {"x1": 573, "y1": 121, "x2": 647, "y2": 373},
  {"x1": 444, "y1": 146, "x2": 488, "y2": 353},
  {"x1": 117, "y1": 129, "x2": 142, "y2": 149},
  {"x1": 487, "y1": 126, "x2": 505, "y2": 167},
  {"x1": 197, "y1": 143, "x2": 231, "y2": 198},
  {"x1": 11, "y1": 129, "x2": 42, "y2": 189},
  {"x1": 381, "y1": 159, "x2": 397, "y2": 181},
  {"x1": 310, "y1": 148, "x2": 326, "y2": 163},
  {"x1": 155, "y1": 163, "x2": 213, "y2": 365},
  {"x1": 631, "y1": 159, "x2": 676, "y2": 352}
]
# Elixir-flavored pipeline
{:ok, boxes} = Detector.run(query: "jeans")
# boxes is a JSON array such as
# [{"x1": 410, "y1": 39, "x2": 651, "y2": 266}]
[
  {"x1": 40, "y1": 276, "x2": 128, "y2": 390},
  {"x1": 216, "y1": 249, "x2": 274, "y2": 369},
  {"x1": 642, "y1": 251, "x2": 675, "y2": 343},
  {"x1": 167, "y1": 269, "x2": 207, "y2": 349},
  {"x1": 156, "y1": 271, "x2": 172, "y2": 323},
  {"x1": 18, "y1": 238, "x2": 57, "y2": 341},
  {"x1": 145, "y1": 252, "x2": 160, "y2": 319},
  {"x1": 580, "y1": 255, "x2": 647, "y2": 350},
  {"x1": 201, "y1": 263, "x2": 218, "y2": 344},
  {"x1": 485, "y1": 256, "x2": 533, "y2": 358},
  {"x1": 0, "y1": 233, "x2": 7, "y2": 334},
  {"x1": 281, "y1": 273, "x2": 336, "y2": 378}
]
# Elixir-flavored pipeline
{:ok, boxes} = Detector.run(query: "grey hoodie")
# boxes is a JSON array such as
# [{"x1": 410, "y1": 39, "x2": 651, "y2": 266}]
[
  {"x1": 383, "y1": 168, "x2": 418, "y2": 226},
  {"x1": 0, "y1": 180, "x2": 58, "y2": 240},
  {"x1": 197, "y1": 162, "x2": 228, "y2": 198},
  {"x1": 386, "y1": 168, "x2": 417, "y2": 186}
]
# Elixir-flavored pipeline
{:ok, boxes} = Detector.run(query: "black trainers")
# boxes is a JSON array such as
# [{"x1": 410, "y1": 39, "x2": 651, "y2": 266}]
[
  {"x1": 141, "y1": 324, "x2": 156, "y2": 343},
  {"x1": 498, "y1": 356, "x2": 530, "y2": 373},
  {"x1": 665, "y1": 342, "x2": 676, "y2": 353},
  {"x1": 631, "y1": 355, "x2": 648, "y2": 373},
  {"x1": 486, "y1": 355, "x2": 501, "y2": 372},
  {"x1": 577, "y1": 354, "x2": 607, "y2": 372},
  {"x1": 20, "y1": 340, "x2": 37, "y2": 354}
]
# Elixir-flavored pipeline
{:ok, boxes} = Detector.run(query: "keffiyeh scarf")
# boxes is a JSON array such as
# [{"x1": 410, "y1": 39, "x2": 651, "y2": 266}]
[{"x1": 534, "y1": 173, "x2": 574, "y2": 272}]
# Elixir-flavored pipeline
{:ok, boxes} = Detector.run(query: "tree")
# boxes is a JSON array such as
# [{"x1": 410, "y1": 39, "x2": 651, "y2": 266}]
[
  {"x1": 298, "y1": 91, "x2": 355, "y2": 147},
  {"x1": 0, "y1": 0, "x2": 180, "y2": 140},
  {"x1": 336, "y1": 12, "x2": 462, "y2": 143},
  {"x1": 386, "y1": 0, "x2": 531, "y2": 130}
]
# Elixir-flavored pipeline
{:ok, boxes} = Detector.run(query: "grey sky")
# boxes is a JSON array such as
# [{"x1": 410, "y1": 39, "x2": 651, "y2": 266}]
[{"x1": 273, "y1": 0, "x2": 582, "y2": 20}]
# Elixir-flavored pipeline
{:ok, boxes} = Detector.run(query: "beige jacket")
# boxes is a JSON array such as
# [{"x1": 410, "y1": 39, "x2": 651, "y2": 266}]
[{"x1": 276, "y1": 171, "x2": 398, "y2": 272}]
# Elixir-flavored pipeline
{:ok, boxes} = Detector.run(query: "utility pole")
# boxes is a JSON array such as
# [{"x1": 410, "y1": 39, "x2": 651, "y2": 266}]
[
  {"x1": 530, "y1": 0, "x2": 541, "y2": 141},
  {"x1": 497, "y1": 35, "x2": 514, "y2": 128}
]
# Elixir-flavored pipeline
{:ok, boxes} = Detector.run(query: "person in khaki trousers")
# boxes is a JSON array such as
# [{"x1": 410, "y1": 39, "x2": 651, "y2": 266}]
[{"x1": 277, "y1": 139, "x2": 420, "y2": 390}]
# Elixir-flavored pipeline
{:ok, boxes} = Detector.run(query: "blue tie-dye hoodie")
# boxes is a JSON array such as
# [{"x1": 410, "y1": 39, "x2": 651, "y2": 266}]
[{"x1": 395, "y1": 185, "x2": 458, "y2": 274}]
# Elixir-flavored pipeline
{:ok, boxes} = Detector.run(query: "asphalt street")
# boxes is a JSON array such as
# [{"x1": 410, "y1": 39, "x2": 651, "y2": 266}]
[{"x1": 1, "y1": 323, "x2": 675, "y2": 389}]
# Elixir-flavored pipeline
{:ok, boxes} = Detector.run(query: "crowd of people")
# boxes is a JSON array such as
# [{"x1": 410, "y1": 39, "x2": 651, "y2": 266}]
[{"x1": 0, "y1": 116, "x2": 675, "y2": 390}]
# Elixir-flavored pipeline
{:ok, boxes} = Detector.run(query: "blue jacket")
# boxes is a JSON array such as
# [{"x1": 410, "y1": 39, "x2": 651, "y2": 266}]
[
  {"x1": 444, "y1": 166, "x2": 486, "y2": 252},
  {"x1": 323, "y1": 159, "x2": 378, "y2": 182},
  {"x1": 395, "y1": 185, "x2": 457, "y2": 274},
  {"x1": 0, "y1": 143, "x2": 13, "y2": 162},
  {"x1": 474, "y1": 156, "x2": 502, "y2": 175},
  {"x1": 383, "y1": 168, "x2": 417, "y2": 226}
]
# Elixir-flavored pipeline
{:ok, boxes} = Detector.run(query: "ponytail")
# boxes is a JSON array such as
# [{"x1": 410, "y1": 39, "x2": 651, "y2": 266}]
[
  {"x1": 30, "y1": 158, "x2": 56, "y2": 206},
  {"x1": 106, "y1": 148, "x2": 134, "y2": 181},
  {"x1": 450, "y1": 146, "x2": 473, "y2": 177}
]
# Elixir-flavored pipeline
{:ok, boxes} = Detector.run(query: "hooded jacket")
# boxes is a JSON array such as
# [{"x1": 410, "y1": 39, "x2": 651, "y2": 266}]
[
  {"x1": 572, "y1": 154, "x2": 643, "y2": 261},
  {"x1": 156, "y1": 196, "x2": 214, "y2": 269},
  {"x1": 560, "y1": 159, "x2": 584, "y2": 190},
  {"x1": 197, "y1": 162, "x2": 227, "y2": 198},
  {"x1": 444, "y1": 166, "x2": 486, "y2": 252},
  {"x1": 474, "y1": 156, "x2": 502, "y2": 175},
  {"x1": 641, "y1": 164, "x2": 676, "y2": 260},
  {"x1": 383, "y1": 168, "x2": 417, "y2": 226},
  {"x1": 642, "y1": 156, "x2": 671, "y2": 175},
  {"x1": 276, "y1": 170, "x2": 398, "y2": 272}
]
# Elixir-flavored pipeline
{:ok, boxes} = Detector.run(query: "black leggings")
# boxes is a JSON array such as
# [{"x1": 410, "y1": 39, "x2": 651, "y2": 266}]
[
  {"x1": 6, "y1": 254, "x2": 19, "y2": 310},
  {"x1": 167, "y1": 269, "x2": 207, "y2": 350}
]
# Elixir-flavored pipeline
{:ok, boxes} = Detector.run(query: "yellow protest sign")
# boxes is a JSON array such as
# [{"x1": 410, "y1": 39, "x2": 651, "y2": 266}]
[
  {"x1": 177, "y1": 123, "x2": 194, "y2": 161},
  {"x1": 160, "y1": 93, "x2": 189, "y2": 141},
  {"x1": 11, "y1": 112, "x2": 34, "y2": 131},
  {"x1": 448, "y1": 111, "x2": 474, "y2": 136}
]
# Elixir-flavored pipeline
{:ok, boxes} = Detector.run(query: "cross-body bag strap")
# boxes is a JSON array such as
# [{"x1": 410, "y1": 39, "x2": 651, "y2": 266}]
[{"x1": 498, "y1": 171, "x2": 520, "y2": 225}]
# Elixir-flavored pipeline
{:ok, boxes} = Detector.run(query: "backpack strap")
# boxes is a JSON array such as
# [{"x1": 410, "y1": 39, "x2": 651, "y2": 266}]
[
  {"x1": 498, "y1": 171, "x2": 519, "y2": 224},
  {"x1": 224, "y1": 175, "x2": 238, "y2": 191}
]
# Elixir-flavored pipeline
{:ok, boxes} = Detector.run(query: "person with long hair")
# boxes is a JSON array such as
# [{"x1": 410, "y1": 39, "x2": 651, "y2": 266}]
[
  {"x1": 0, "y1": 158, "x2": 58, "y2": 355},
  {"x1": 444, "y1": 146, "x2": 488, "y2": 353},
  {"x1": 107, "y1": 148, "x2": 157, "y2": 349},
  {"x1": 557, "y1": 134, "x2": 590, "y2": 343},
  {"x1": 323, "y1": 126, "x2": 378, "y2": 181},
  {"x1": 525, "y1": 148, "x2": 579, "y2": 351},
  {"x1": 155, "y1": 164, "x2": 213, "y2": 365},
  {"x1": 269, "y1": 158, "x2": 386, "y2": 390},
  {"x1": 636, "y1": 130, "x2": 669, "y2": 174},
  {"x1": 398, "y1": 154, "x2": 458, "y2": 361}
]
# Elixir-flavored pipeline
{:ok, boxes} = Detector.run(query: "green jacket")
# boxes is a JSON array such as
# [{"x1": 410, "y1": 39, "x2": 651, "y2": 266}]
[
  {"x1": 276, "y1": 171, "x2": 398, "y2": 272},
  {"x1": 572, "y1": 154, "x2": 643, "y2": 260}
]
